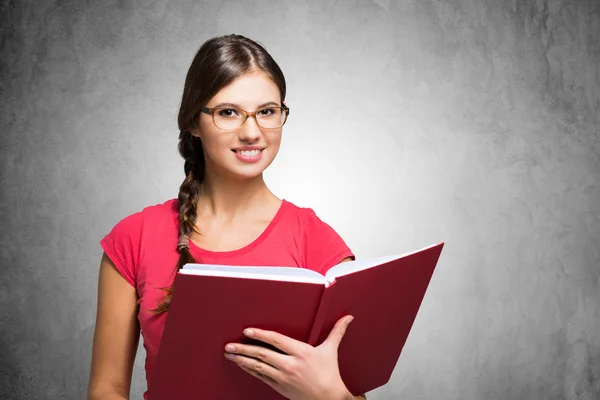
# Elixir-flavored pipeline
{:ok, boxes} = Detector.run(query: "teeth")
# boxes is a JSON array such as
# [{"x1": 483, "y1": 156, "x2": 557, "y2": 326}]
[{"x1": 239, "y1": 149, "x2": 260, "y2": 157}]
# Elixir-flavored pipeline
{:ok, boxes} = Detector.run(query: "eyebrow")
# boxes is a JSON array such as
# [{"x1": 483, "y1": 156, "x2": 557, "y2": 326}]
[{"x1": 211, "y1": 101, "x2": 280, "y2": 109}]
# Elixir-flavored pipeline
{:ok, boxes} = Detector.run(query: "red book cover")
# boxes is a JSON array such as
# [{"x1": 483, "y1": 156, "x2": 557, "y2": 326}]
[
  {"x1": 149, "y1": 274, "x2": 324, "y2": 400},
  {"x1": 307, "y1": 242, "x2": 444, "y2": 395},
  {"x1": 148, "y1": 242, "x2": 444, "y2": 399}
]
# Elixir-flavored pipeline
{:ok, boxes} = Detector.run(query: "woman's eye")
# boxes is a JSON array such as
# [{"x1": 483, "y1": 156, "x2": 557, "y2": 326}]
[
  {"x1": 258, "y1": 108, "x2": 275, "y2": 116},
  {"x1": 218, "y1": 108, "x2": 239, "y2": 118}
]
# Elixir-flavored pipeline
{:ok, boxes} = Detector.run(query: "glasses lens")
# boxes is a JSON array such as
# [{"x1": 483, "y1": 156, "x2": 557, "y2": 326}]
[
  {"x1": 213, "y1": 108, "x2": 245, "y2": 130},
  {"x1": 212, "y1": 107, "x2": 287, "y2": 129},
  {"x1": 256, "y1": 107, "x2": 286, "y2": 129}
]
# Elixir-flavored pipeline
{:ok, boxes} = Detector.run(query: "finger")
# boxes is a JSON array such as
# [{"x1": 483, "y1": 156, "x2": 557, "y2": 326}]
[
  {"x1": 226, "y1": 352, "x2": 283, "y2": 384},
  {"x1": 321, "y1": 315, "x2": 354, "y2": 350},
  {"x1": 224, "y1": 343, "x2": 288, "y2": 370},
  {"x1": 238, "y1": 364, "x2": 279, "y2": 388},
  {"x1": 242, "y1": 328, "x2": 307, "y2": 357}
]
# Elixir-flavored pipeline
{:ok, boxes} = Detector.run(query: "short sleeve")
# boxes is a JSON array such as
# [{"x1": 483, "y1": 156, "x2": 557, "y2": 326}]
[
  {"x1": 302, "y1": 209, "x2": 355, "y2": 275},
  {"x1": 100, "y1": 210, "x2": 144, "y2": 287}
]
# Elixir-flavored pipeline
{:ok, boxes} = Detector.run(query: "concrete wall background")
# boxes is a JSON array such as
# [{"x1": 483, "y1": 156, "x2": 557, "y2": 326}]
[{"x1": 1, "y1": 0, "x2": 598, "y2": 399}]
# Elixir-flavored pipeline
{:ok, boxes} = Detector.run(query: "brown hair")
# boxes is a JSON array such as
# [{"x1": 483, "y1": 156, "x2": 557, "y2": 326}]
[{"x1": 151, "y1": 34, "x2": 287, "y2": 314}]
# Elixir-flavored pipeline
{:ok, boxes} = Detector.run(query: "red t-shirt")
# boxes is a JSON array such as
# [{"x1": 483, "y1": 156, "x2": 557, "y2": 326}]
[{"x1": 99, "y1": 198, "x2": 354, "y2": 399}]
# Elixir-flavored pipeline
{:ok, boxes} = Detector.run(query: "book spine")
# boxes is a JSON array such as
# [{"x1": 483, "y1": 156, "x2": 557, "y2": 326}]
[{"x1": 306, "y1": 280, "x2": 338, "y2": 346}]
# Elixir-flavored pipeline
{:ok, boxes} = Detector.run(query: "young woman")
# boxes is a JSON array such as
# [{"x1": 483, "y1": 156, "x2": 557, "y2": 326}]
[{"x1": 87, "y1": 34, "x2": 367, "y2": 400}]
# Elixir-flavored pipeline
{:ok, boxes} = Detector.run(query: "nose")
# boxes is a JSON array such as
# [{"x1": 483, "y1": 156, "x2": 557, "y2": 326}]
[{"x1": 238, "y1": 115, "x2": 262, "y2": 142}]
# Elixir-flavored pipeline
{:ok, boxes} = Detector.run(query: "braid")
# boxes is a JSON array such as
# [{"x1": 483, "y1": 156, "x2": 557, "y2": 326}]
[{"x1": 151, "y1": 131, "x2": 205, "y2": 314}]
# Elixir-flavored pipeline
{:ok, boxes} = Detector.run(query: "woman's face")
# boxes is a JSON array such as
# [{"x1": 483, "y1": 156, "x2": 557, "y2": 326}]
[{"x1": 191, "y1": 70, "x2": 283, "y2": 182}]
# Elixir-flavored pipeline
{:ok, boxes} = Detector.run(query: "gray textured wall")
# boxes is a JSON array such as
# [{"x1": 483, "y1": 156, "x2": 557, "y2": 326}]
[{"x1": 1, "y1": 0, "x2": 599, "y2": 399}]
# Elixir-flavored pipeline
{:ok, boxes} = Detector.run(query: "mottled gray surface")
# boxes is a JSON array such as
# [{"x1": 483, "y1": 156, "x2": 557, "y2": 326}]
[{"x1": 1, "y1": 0, "x2": 599, "y2": 399}]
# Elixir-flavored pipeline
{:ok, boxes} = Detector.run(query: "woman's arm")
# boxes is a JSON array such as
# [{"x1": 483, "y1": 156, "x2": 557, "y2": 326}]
[{"x1": 87, "y1": 252, "x2": 140, "y2": 400}]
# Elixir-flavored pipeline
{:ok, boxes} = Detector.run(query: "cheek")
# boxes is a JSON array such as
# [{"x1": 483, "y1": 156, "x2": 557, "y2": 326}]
[
  {"x1": 266, "y1": 131, "x2": 282, "y2": 147},
  {"x1": 202, "y1": 136, "x2": 230, "y2": 159},
  {"x1": 197, "y1": 123, "x2": 227, "y2": 154},
  {"x1": 198, "y1": 121, "x2": 215, "y2": 138}
]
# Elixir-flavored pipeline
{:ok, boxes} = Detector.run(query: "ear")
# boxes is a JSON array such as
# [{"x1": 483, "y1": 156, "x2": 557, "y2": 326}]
[{"x1": 189, "y1": 126, "x2": 201, "y2": 138}]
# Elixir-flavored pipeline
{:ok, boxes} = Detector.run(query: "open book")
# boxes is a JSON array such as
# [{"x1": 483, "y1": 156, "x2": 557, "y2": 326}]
[
  {"x1": 149, "y1": 242, "x2": 444, "y2": 400},
  {"x1": 180, "y1": 253, "x2": 412, "y2": 285}
]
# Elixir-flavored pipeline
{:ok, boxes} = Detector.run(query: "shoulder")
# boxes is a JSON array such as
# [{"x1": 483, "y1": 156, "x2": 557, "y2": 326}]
[
  {"x1": 100, "y1": 198, "x2": 178, "y2": 286},
  {"x1": 115, "y1": 198, "x2": 178, "y2": 227},
  {"x1": 102, "y1": 197, "x2": 178, "y2": 241},
  {"x1": 140, "y1": 197, "x2": 179, "y2": 220},
  {"x1": 282, "y1": 200, "x2": 331, "y2": 229},
  {"x1": 281, "y1": 200, "x2": 355, "y2": 274},
  {"x1": 109, "y1": 197, "x2": 179, "y2": 245}
]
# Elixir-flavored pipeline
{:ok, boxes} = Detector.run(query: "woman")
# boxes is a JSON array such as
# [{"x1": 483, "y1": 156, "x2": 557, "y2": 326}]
[{"x1": 87, "y1": 34, "x2": 367, "y2": 400}]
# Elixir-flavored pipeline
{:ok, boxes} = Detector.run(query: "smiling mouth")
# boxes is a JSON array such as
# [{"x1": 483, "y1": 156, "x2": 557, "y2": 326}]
[{"x1": 232, "y1": 149, "x2": 263, "y2": 157}]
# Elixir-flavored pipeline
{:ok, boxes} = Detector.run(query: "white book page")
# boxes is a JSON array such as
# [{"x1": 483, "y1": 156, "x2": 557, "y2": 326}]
[
  {"x1": 324, "y1": 254, "x2": 402, "y2": 281},
  {"x1": 325, "y1": 242, "x2": 442, "y2": 281},
  {"x1": 180, "y1": 263, "x2": 327, "y2": 285}
]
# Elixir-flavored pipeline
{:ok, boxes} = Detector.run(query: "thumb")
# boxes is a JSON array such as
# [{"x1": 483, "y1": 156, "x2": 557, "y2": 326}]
[{"x1": 323, "y1": 315, "x2": 354, "y2": 350}]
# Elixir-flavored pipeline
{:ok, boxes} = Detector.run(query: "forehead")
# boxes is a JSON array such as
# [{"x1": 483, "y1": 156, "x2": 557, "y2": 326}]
[{"x1": 207, "y1": 71, "x2": 280, "y2": 108}]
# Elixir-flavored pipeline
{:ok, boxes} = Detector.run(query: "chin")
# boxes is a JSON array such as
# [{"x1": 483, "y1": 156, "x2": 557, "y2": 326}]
[{"x1": 219, "y1": 162, "x2": 264, "y2": 182}]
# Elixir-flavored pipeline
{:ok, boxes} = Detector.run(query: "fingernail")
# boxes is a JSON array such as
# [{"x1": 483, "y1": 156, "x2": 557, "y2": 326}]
[
  {"x1": 225, "y1": 344, "x2": 235, "y2": 352},
  {"x1": 224, "y1": 353, "x2": 235, "y2": 360},
  {"x1": 346, "y1": 316, "x2": 354, "y2": 325},
  {"x1": 243, "y1": 329, "x2": 254, "y2": 337}
]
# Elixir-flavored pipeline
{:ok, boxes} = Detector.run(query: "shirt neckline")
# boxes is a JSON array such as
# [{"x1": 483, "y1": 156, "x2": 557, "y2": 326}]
[{"x1": 171, "y1": 198, "x2": 290, "y2": 259}]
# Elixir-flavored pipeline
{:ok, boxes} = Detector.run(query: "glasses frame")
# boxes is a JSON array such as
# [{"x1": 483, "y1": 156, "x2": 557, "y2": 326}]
[{"x1": 200, "y1": 105, "x2": 290, "y2": 130}]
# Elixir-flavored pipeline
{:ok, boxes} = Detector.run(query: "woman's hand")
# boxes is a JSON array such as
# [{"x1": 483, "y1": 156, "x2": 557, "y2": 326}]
[{"x1": 224, "y1": 315, "x2": 357, "y2": 400}]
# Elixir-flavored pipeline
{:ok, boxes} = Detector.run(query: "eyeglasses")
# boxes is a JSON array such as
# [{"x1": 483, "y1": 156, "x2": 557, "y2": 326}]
[{"x1": 200, "y1": 105, "x2": 290, "y2": 130}]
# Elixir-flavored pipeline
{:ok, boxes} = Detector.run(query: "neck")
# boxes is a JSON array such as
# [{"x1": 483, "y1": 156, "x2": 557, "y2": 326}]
[{"x1": 197, "y1": 172, "x2": 274, "y2": 218}]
